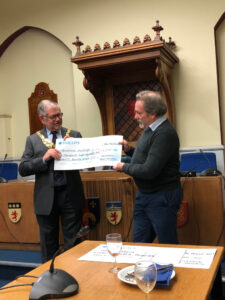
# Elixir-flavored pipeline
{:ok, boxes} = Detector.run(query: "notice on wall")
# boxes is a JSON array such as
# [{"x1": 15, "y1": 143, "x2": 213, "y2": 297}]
[{"x1": 54, "y1": 135, "x2": 123, "y2": 170}]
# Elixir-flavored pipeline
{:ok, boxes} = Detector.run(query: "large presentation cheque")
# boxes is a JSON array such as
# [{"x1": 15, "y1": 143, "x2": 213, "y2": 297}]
[{"x1": 54, "y1": 135, "x2": 123, "y2": 170}]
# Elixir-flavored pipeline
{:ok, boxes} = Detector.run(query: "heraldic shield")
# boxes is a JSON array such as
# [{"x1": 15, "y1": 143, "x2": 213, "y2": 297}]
[
  {"x1": 177, "y1": 201, "x2": 188, "y2": 227},
  {"x1": 82, "y1": 197, "x2": 100, "y2": 228},
  {"x1": 106, "y1": 202, "x2": 122, "y2": 225},
  {"x1": 8, "y1": 202, "x2": 21, "y2": 223}
]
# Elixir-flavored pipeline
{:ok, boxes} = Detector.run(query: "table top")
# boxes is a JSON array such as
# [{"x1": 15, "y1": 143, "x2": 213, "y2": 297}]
[{"x1": 0, "y1": 240, "x2": 224, "y2": 300}]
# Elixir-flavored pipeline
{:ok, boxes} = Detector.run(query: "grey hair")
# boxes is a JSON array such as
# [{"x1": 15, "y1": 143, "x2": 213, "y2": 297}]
[
  {"x1": 37, "y1": 100, "x2": 58, "y2": 116},
  {"x1": 136, "y1": 90, "x2": 167, "y2": 116}
]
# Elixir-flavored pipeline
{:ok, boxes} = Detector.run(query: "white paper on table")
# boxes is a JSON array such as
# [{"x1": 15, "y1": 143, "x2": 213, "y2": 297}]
[
  {"x1": 78, "y1": 244, "x2": 217, "y2": 269},
  {"x1": 54, "y1": 135, "x2": 123, "y2": 170}
]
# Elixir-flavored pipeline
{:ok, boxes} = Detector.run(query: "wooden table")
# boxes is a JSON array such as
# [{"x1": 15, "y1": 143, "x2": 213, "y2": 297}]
[{"x1": 0, "y1": 241, "x2": 223, "y2": 300}]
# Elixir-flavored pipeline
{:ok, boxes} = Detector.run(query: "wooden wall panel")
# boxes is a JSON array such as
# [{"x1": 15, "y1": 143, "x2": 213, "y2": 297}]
[{"x1": 0, "y1": 173, "x2": 224, "y2": 250}]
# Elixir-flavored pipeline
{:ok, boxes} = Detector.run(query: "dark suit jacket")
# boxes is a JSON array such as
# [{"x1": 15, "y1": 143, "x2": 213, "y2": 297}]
[{"x1": 19, "y1": 127, "x2": 85, "y2": 215}]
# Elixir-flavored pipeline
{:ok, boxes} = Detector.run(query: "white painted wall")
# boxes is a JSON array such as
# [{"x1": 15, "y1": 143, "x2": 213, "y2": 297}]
[{"x1": 0, "y1": 0, "x2": 224, "y2": 159}]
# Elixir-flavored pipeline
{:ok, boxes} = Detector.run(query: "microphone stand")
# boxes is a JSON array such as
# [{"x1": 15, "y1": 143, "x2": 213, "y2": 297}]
[
  {"x1": 29, "y1": 226, "x2": 89, "y2": 300},
  {"x1": 49, "y1": 225, "x2": 90, "y2": 274}
]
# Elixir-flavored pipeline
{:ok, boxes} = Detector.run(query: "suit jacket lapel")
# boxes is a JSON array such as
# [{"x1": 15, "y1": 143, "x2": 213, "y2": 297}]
[
  {"x1": 61, "y1": 127, "x2": 67, "y2": 138},
  {"x1": 40, "y1": 127, "x2": 48, "y2": 138}
]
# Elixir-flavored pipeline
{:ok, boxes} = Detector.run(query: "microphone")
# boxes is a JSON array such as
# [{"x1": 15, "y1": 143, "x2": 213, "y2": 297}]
[
  {"x1": 29, "y1": 226, "x2": 89, "y2": 300},
  {"x1": 180, "y1": 163, "x2": 198, "y2": 177},
  {"x1": 199, "y1": 150, "x2": 221, "y2": 176},
  {"x1": 0, "y1": 153, "x2": 8, "y2": 183}
]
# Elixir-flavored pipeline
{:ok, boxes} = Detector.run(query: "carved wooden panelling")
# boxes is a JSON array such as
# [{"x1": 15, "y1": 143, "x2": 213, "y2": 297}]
[
  {"x1": 71, "y1": 20, "x2": 178, "y2": 139},
  {"x1": 28, "y1": 82, "x2": 57, "y2": 135},
  {"x1": 113, "y1": 80, "x2": 160, "y2": 141}
]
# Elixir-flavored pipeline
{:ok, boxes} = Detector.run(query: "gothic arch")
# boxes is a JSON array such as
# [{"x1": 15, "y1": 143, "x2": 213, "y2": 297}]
[{"x1": 0, "y1": 26, "x2": 70, "y2": 59}]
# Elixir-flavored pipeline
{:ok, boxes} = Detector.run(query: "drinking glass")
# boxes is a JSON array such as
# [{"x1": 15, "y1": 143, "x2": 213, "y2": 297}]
[
  {"x1": 106, "y1": 233, "x2": 122, "y2": 273},
  {"x1": 134, "y1": 260, "x2": 157, "y2": 299}
]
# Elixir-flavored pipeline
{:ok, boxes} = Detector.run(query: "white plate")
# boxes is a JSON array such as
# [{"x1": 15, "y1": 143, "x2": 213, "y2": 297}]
[{"x1": 117, "y1": 265, "x2": 175, "y2": 286}]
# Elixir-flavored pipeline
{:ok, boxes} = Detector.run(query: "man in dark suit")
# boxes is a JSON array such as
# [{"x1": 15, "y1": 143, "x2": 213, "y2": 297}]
[{"x1": 19, "y1": 100, "x2": 85, "y2": 262}]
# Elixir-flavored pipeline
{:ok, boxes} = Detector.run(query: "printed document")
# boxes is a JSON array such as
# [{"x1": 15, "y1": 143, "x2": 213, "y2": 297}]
[{"x1": 78, "y1": 244, "x2": 217, "y2": 269}]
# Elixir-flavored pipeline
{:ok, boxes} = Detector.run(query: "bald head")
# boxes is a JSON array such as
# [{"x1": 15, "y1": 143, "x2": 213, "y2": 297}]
[{"x1": 37, "y1": 100, "x2": 59, "y2": 117}]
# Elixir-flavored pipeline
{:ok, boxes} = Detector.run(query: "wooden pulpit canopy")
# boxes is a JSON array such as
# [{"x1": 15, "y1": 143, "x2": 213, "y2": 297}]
[
  {"x1": 71, "y1": 21, "x2": 179, "y2": 143},
  {"x1": 28, "y1": 82, "x2": 57, "y2": 135}
]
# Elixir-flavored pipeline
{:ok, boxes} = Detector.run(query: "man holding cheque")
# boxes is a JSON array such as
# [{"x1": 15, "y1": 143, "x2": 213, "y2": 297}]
[
  {"x1": 19, "y1": 100, "x2": 85, "y2": 262},
  {"x1": 113, "y1": 90, "x2": 182, "y2": 245}
]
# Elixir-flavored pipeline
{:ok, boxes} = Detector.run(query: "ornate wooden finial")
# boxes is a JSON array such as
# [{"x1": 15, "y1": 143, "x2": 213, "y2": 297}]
[
  {"x1": 166, "y1": 37, "x2": 176, "y2": 49},
  {"x1": 152, "y1": 20, "x2": 164, "y2": 41},
  {"x1": 143, "y1": 34, "x2": 151, "y2": 42},
  {"x1": 133, "y1": 36, "x2": 141, "y2": 44},
  {"x1": 123, "y1": 38, "x2": 130, "y2": 46},
  {"x1": 113, "y1": 40, "x2": 121, "y2": 48},
  {"x1": 94, "y1": 43, "x2": 101, "y2": 51},
  {"x1": 84, "y1": 45, "x2": 92, "y2": 53},
  {"x1": 72, "y1": 36, "x2": 84, "y2": 56},
  {"x1": 103, "y1": 42, "x2": 111, "y2": 49}
]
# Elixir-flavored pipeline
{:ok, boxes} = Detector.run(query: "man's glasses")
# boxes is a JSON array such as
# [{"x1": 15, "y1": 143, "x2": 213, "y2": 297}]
[{"x1": 44, "y1": 112, "x2": 63, "y2": 120}]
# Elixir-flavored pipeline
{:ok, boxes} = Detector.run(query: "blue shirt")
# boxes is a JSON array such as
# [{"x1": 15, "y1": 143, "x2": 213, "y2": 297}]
[
  {"x1": 46, "y1": 128, "x2": 62, "y2": 141},
  {"x1": 149, "y1": 115, "x2": 167, "y2": 132}
]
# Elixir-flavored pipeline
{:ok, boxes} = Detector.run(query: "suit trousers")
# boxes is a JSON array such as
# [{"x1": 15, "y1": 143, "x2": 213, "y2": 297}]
[
  {"x1": 36, "y1": 186, "x2": 82, "y2": 263},
  {"x1": 132, "y1": 186, "x2": 182, "y2": 244}
]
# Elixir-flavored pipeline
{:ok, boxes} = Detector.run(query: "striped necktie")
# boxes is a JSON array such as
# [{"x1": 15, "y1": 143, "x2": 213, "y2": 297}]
[
  {"x1": 51, "y1": 131, "x2": 66, "y2": 186},
  {"x1": 51, "y1": 131, "x2": 57, "y2": 147}
]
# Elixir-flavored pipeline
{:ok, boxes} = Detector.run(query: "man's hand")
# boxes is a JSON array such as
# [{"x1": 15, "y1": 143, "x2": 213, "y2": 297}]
[
  {"x1": 43, "y1": 149, "x2": 62, "y2": 162},
  {"x1": 43, "y1": 136, "x2": 72, "y2": 162},
  {"x1": 113, "y1": 162, "x2": 125, "y2": 171},
  {"x1": 120, "y1": 139, "x2": 130, "y2": 152},
  {"x1": 63, "y1": 135, "x2": 71, "y2": 141}
]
